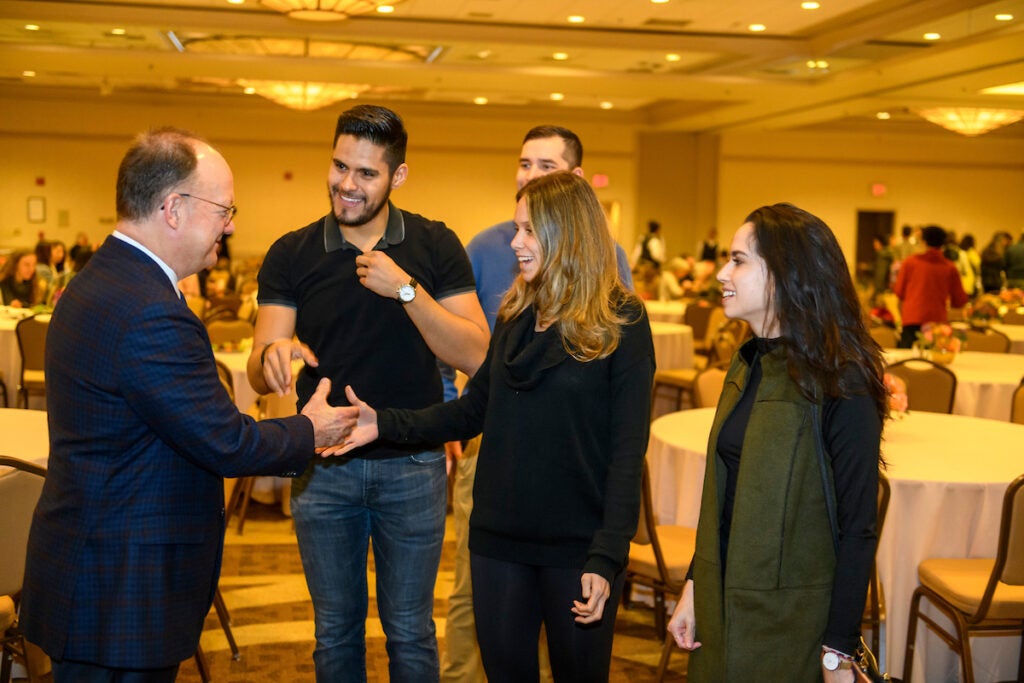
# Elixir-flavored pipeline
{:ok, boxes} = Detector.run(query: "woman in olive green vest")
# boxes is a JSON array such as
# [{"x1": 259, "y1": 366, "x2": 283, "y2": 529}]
[{"x1": 666, "y1": 203, "x2": 887, "y2": 682}]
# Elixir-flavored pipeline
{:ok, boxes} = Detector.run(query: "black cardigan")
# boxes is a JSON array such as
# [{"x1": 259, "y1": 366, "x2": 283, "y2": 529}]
[{"x1": 378, "y1": 302, "x2": 655, "y2": 582}]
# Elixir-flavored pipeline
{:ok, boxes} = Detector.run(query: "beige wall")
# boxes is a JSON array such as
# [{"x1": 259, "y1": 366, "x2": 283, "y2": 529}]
[
  {"x1": 0, "y1": 91, "x2": 640, "y2": 259},
  {"x1": 2, "y1": 89, "x2": 1022, "y2": 272}
]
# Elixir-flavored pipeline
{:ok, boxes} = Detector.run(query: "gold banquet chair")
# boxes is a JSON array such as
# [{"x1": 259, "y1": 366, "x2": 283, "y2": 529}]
[
  {"x1": 14, "y1": 315, "x2": 48, "y2": 409},
  {"x1": 206, "y1": 319, "x2": 254, "y2": 347},
  {"x1": 0, "y1": 456, "x2": 48, "y2": 683},
  {"x1": 884, "y1": 358, "x2": 957, "y2": 414},
  {"x1": 903, "y1": 473, "x2": 1024, "y2": 683},
  {"x1": 1013, "y1": 379, "x2": 1024, "y2": 425},
  {"x1": 623, "y1": 463, "x2": 696, "y2": 636},
  {"x1": 963, "y1": 327, "x2": 1011, "y2": 353},
  {"x1": 868, "y1": 325, "x2": 899, "y2": 349},
  {"x1": 1001, "y1": 310, "x2": 1024, "y2": 325},
  {"x1": 862, "y1": 472, "x2": 891, "y2": 656}
]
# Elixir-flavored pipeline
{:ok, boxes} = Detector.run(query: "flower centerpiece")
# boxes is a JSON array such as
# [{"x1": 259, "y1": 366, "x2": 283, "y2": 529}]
[
  {"x1": 915, "y1": 322, "x2": 964, "y2": 364},
  {"x1": 999, "y1": 287, "x2": 1024, "y2": 318},
  {"x1": 883, "y1": 373, "x2": 908, "y2": 419},
  {"x1": 965, "y1": 294, "x2": 1001, "y2": 328}
]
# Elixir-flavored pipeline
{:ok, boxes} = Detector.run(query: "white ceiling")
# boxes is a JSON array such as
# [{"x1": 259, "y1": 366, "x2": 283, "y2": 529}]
[{"x1": 2, "y1": 0, "x2": 1023, "y2": 136}]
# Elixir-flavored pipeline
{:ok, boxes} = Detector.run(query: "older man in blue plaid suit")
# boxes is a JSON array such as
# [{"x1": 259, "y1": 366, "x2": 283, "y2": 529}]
[{"x1": 20, "y1": 128, "x2": 358, "y2": 683}]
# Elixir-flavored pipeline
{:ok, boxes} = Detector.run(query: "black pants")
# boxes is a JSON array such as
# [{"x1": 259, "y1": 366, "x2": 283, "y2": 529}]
[
  {"x1": 898, "y1": 324, "x2": 921, "y2": 349},
  {"x1": 470, "y1": 552, "x2": 625, "y2": 683},
  {"x1": 51, "y1": 659, "x2": 179, "y2": 683}
]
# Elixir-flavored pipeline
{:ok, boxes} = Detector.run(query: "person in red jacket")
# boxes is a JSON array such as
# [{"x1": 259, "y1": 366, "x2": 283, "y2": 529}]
[{"x1": 893, "y1": 225, "x2": 969, "y2": 348}]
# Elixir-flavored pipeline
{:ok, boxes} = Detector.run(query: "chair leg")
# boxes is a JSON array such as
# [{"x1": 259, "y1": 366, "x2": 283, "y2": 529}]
[
  {"x1": 903, "y1": 588, "x2": 923, "y2": 683},
  {"x1": 194, "y1": 645, "x2": 211, "y2": 683},
  {"x1": 213, "y1": 589, "x2": 241, "y2": 661},
  {"x1": 235, "y1": 478, "x2": 255, "y2": 534},
  {"x1": 654, "y1": 591, "x2": 666, "y2": 635},
  {"x1": 954, "y1": 611, "x2": 974, "y2": 683},
  {"x1": 655, "y1": 633, "x2": 677, "y2": 683}
]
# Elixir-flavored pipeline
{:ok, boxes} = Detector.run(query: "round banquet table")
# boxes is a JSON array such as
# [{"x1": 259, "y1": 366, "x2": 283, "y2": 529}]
[
  {"x1": 646, "y1": 407, "x2": 1024, "y2": 682},
  {"x1": 649, "y1": 322, "x2": 695, "y2": 372},
  {"x1": 0, "y1": 407, "x2": 50, "y2": 463},
  {"x1": 991, "y1": 323, "x2": 1024, "y2": 354},
  {"x1": 644, "y1": 300, "x2": 687, "y2": 324},
  {"x1": 213, "y1": 348, "x2": 261, "y2": 412},
  {"x1": 885, "y1": 349, "x2": 1024, "y2": 421}
]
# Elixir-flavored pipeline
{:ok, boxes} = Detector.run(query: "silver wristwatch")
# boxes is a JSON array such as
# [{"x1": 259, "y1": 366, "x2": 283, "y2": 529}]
[{"x1": 397, "y1": 278, "x2": 418, "y2": 304}]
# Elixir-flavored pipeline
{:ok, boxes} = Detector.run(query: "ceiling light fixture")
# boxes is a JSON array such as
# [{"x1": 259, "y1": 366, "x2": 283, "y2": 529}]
[
  {"x1": 982, "y1": 81, "x2": 1024, "y2": 95},
  {"x1": 600, "y1": 101, "x2": 613, "y2": 110},
  {"x1": 923, "y1": 32, "x2": 941, "y2": 40},
  {"x1": 994, "y1": 13, "x2": 1013, "y2": 21},
  {"x1": 376, "y1": 4, "x2": 395, "y2": 12},
  {"x1": 473, "y1": 96, "x2": 488, "y2": 105},
  {"x1": 25, "y1": 24, "x2": 39, "y2": 31},
  {"x1": 260, "y1": 0, "x2": 404, "y2": 21},
  {"x1": 665, "y1": 53, "x2": 681, "y2": 62},
  {"x1": 915, "y1": 107, "x2": 1024, "y2": 136},
  {"x1": 550, "y1": 93, "x2": 565, "y2": 101},
  {"x1": 801, "y1": 2, "x2": 820, "y2": 9},
  {"x1": 749, "y1": 24, "x2": 766, "y2": 32},
  {"x1": 876, "y1": 112, "x2": 891, "y2": 120},
  {"x1": 552, "y1": 52, "x2": 569, "y2": 61},
  {"x1": 237, "y1": 80, "x2": 369, "y2": 110},
  {"x1": 567, "y1": 15, "x2": 585, "y2": 24}
]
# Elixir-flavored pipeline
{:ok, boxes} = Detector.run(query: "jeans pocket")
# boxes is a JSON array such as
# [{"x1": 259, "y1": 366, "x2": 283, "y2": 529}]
[{"x1": 409, "y1": 450, "x2": 445, "y2": 466}]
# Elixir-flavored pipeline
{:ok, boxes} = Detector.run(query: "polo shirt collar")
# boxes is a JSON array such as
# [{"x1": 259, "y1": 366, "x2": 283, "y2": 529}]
[{"x1": 323, "y1": 200, "x2": 405, "y2": 253}]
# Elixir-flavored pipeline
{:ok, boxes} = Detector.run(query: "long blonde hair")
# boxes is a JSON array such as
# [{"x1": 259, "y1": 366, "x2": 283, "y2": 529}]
[{"x1": 498, "y1": 171, "x2": 638, "y2": 361}]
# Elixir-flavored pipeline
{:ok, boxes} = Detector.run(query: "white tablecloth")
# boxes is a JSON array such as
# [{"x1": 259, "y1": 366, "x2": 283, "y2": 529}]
[
  {"x1": 885, "y1": 349, "x2": 1024, "y2": 421},
  {"x1": 213, "y1": 350, "x2": 260, "y2": 412},
  {"x1": 646, "y1": 407, "x2": 1024, "y2": 682},
  {"x1": 644, "y1": 300, "x2": 687, "y2": 324},
  {"x1": 991, "y1": 323, "x2": 1024, "y2": 354},
  {"x1": 0, "y1": 407, "x2": 49, "y2": 462},
  {"x1": 650, "y1": 322, "x2": 696, "y2": 418}
]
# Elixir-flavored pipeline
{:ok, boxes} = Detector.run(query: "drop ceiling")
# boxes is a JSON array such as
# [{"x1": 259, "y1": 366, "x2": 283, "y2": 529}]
[{"x1": 1, "y1": 0, "x2": 1023, "y2": 136}]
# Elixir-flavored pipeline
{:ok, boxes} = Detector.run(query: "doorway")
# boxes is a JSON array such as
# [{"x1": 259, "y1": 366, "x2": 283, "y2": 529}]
[{"x1": 856, "y1": 210, "x2": 895, "y2": 286}]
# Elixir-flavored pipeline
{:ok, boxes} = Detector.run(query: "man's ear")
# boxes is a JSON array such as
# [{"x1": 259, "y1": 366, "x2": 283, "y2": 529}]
[
  {"x1": 161, "y1": 193, "x2": 183, "y2": 230},
  {"x1": 571, "y1": 167, "x2": 585, "y2": 178},
  {"x1": 391, "y1": 163, "x2": 409, "y2": 189}
]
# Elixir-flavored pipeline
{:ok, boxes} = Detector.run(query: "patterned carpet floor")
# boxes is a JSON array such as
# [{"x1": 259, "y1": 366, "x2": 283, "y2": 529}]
[{"x1": 172, "y1": 501, "x2": 690, "y2": 682}]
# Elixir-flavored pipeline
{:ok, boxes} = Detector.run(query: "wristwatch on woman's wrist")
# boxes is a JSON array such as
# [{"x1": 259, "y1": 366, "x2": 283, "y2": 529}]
[{"x1": 821, "y1": 646, "x2": 854, "y2": 671}]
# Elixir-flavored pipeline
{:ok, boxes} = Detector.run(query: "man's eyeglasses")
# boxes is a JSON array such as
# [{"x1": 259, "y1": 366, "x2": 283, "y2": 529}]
[{"x1": 180, "y1": 193, "x2": 238, "y2": 225}]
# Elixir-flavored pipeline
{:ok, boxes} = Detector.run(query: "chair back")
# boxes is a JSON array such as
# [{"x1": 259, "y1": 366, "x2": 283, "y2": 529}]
[
  {"x1": 15, "y1": 315, "x2": 49, "y2": 376},
  {"x1": 869, "y1": 325, "x2": 899, "y2": 349},
  {"x1": 884, "y1": 359, "x2": 957, "y2": 414},
  {"x1": 963, "y1": 327, "x2": 1011, "y2": 353},
  {"x1": 631, "y1": 461, "x2": 674, "y2": 589},
  {"x1": 998, "y1": 474, "x2": 1024, "y2": 587},
  {"x1": 1001, "y1": 310, "x2": 1024, "y2": 325},
  {"x1": 214, "y1": 359, "x2": 235, "y2": 403},
  {"x1": 694, "y1": 365, "x2": 727, "y2": 408},
  {"x1": 683, "y1": 304, "x2": 715, "y2": 344},
  {"x1": 1012, "y1": 379, "x2": 1024, "y2": 425},
  {"x1": 206, "y1": 320, "x2": 254, "y2": 346},
  {"x1": 710, "y1": 319, "x2": 747, "y2": 366},
  {"x1": 0, "y1": 456, "x2": 47, "y2": 597},
  {"x1": 702, "y1": 306, "x2": 728, "y2": 351}
]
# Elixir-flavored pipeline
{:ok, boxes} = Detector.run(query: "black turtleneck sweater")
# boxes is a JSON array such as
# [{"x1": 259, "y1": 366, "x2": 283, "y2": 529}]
[{"x1": 377, "y1": 302, "x2": 655, "y2": 583}]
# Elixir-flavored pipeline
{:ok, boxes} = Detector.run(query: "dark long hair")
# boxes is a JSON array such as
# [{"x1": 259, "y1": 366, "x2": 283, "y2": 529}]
[{"x1": 747, "y1": 203, "x2": 887, "y2": 424}]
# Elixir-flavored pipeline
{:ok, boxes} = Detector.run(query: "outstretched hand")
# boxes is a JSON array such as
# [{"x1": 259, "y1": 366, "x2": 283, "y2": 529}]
[
  {"x1": 299, "y1": 378, "x2": 358, "y2": 452},
  {"x1": 318, "y1": 385, "x2": 380, "y2": 456}
]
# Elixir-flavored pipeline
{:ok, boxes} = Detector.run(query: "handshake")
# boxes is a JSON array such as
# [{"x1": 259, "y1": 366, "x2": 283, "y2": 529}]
[
  {"x1": 299, "y1": 378, "x2": 358, "y2": 452},
  {"x1": 299, "y1": 380, "x2": 379, "y2": 455}
]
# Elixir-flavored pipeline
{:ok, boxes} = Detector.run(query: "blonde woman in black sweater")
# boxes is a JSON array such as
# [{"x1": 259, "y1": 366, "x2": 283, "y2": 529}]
[{"x1": 334, "y1": 171, "x2": 655, "y2": 682}]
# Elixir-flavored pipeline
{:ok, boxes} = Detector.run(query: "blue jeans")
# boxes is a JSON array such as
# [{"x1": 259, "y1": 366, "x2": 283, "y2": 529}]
[{"x1": 291, "y1": 452, "x2": 447, "y2": 683}]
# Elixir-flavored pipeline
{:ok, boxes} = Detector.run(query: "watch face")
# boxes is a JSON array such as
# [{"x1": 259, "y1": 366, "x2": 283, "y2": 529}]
[
  {"x1": 822, "y1": 651, "x2": 840, "y2": 671},
  {"x1": 398, "y1": 284, "x2": 416, "y2": 302}
]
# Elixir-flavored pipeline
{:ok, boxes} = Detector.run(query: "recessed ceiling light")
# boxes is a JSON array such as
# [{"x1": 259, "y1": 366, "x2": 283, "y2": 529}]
[
  {"x1": 552, "y1": 52, "x2": 569, "y2": 61},
  {"x1": 376, "y1": 5, "x2": 395, "y2": 13},
  {"x1": 815, "y1": 60, "x2": 828, "y2": 69},
  {"x1": 749, "y1": 24, "x2": 767, "y2": 32},
  {"x1": 476, "y1": 49, "x2": 492, "y2": 59},
  {"x1": 111, "y1": 28, "x2": 126, "y2": 35},
  {"x1": 226, "y1": 0, "x2": 244, "y2": 5},
  {"x1": 876, "y1": 112, "x2": 891, "y2": 120},
  {"x1": 923, "y1": 32, "x2": 941, "y2": 40},
  {"x1": 650, "y1": 0, "x2": 670, "y2": 4},
  {"x1": 801, "y1": 2, "x2": 820, "y2": 9},
  {"x1": 600, "y1": 101, "x2": 614, "y2": 109},
  {"x1": 550, "y1": 93, "x2": 565, "y2": 101},
  {"x1": 474, "y1": 96, "x2": 488, "y2": 105},
  {"x1": 243, "y1": 86, "x2": 256, "y2": 94},
  {"x1": 995, "y1": 13, "x2": 1013, "y2": 21},
  {"x1": 567, "y1": 15, "x2": 585, "y2": 24},
  {"x1": 23, "y1": 70, "x2": 36, "y2": 77},
  {"x1": 25, "y1": 24, "x2": 39, "y2": 31},
  {"x1": 665, "y1": 53, "x2": 681, "y2": 62},
  {"x1": 981, "y1": 81, "x2": 1024, "y2": 95}
]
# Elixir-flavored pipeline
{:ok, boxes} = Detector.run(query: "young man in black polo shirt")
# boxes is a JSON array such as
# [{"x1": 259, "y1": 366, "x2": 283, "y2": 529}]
[{"x1": 248, "y1": 104, "x2": 488, "y2": 682}]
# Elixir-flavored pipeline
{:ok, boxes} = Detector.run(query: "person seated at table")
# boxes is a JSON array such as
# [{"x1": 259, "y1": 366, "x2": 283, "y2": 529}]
[
  {"x1": 331, "y1": 171, "x2": 655, "y2": 683},
  {"x1": 0, "y1": 250, "x2": 42, "y2": 308},
  {"x1": 658, "y1": 257, "x2": 693, "y2": 301},
  {"x1": 666, "y1": 203, "x2": 887, "y2": 683}
]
